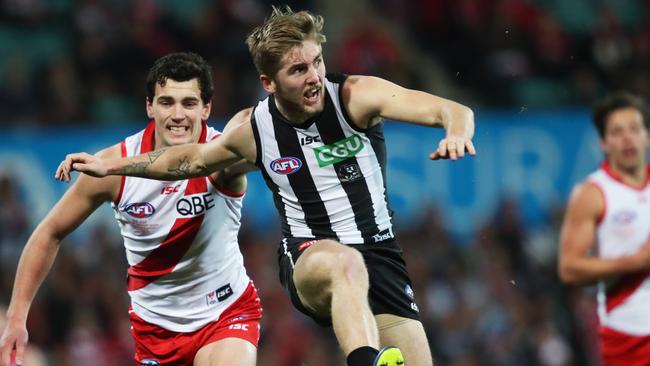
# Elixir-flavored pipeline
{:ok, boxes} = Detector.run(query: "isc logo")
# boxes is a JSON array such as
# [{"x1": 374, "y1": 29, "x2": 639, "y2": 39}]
[
  {"x1": 270, "y1": 157, "x2": 302, "y2": 175},
  {"x1": 160, "y1": 185, "x2": 180, "y2": 195},
  {"x1": 228, "y1": 324, "x2": 249, "y2": 331},
  {"x1": 124, "y1": 202, "x2": 155, "y2": 218}
]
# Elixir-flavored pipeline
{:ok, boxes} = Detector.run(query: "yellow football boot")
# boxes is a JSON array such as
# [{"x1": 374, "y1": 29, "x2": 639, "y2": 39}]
[{"x1": 373, "y1": 346, "x2": 405, "y2": 366}]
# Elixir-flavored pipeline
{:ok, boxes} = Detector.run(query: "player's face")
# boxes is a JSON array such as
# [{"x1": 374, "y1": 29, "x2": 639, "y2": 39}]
[
  {"x1": 601, "y1": 107, "x2": 649, "y2": 170},
  {"x1": 262, "y1": 39, "x2": 325, "y2": 123},
  {"x1": 146, "y1": 78, "x2": 211, "y2": 148}
]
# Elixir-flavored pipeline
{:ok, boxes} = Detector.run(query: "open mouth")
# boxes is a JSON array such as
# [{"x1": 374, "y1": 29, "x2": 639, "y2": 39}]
[
  {"x1": 622, "y1": 147, "x2": 637, "y2": 157},
  {"x1": 303, "y1": 86, "x2": 321, "y2": 105},
  {"x1": 167, "y1": 125, "x2": 190, "y2": 135}
]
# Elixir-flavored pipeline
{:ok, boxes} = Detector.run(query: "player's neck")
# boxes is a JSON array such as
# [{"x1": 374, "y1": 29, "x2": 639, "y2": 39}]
[
  {"x1": 274, "y1": 97, "x2": 312, "y2": 125},
  {"x1": 608, "y1": 160, "x2": 648, "y2": 187}
]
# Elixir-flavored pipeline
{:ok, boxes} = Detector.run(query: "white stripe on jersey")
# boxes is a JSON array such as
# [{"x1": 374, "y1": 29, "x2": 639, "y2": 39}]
[
  {"x1": 325, "y1": 81, "x2": 392, "y2": 237},
  {"x1": 255, "y1": 101, "x2": 313, "y2": 238}
]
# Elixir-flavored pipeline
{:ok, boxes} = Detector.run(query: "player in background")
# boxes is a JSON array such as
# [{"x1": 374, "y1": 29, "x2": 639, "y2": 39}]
[
  {"x1": 0, "y1": 52, "x2": 262, "y2": 366},
  {"x1": 558, "y1": 92, "x2": 650, "y2": 366},
  {"x1": 55, "y1": 7, "x2": 476, "y2": 366}
]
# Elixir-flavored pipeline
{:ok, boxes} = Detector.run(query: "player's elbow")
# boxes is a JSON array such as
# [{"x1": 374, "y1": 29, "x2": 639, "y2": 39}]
[{"x1": 557, "y1": 260, "x2": 580, "y2": 284}]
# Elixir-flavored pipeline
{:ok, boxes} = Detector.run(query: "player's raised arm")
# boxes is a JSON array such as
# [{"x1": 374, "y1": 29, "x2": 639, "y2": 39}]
[
  {"x1": 342, "y1": 75, "x2": 475, "y2": 161},
  {"x1": 56, "y1": 109, "x2": 255, "y2": 182}
]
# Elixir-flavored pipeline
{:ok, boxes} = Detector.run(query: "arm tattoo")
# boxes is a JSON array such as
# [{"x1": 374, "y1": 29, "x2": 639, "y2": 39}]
[
  {"x1": 119, "y1": 148, "x2": 169, "y2": 176},
  {"x1": 168, "y1": 156, "x2": 192, "y2": 177},
  {"x1": 148, "y1": 148, "x2": 167, "y2": 163}
]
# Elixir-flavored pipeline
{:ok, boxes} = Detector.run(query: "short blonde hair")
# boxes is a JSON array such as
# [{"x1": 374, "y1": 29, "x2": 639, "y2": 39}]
[{"x1": 246, "y1": 6, "x2": 326, "y2": 77}]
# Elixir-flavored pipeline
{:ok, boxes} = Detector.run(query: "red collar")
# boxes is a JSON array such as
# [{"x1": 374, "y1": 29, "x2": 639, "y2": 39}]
[{"x1": 601, "y1": 161, "x2": 650, "y2": 190}]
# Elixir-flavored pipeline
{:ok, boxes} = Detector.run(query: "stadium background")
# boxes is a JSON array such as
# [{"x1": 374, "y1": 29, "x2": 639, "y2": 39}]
[{"x1": 1, "y1": 0, "x2": 649, "y2": 365}]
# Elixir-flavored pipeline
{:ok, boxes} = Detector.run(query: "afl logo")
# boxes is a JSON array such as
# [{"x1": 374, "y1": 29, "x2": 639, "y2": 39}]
[
  {"x1": 270, "y1": 157, "x2": 302, "y2": 175},
  {"x1": 124, "y1": 202, "x2": 155, "y2": 218},
  {"x1": 612, "y1": 210, "x2": 636, "y2": 225}
]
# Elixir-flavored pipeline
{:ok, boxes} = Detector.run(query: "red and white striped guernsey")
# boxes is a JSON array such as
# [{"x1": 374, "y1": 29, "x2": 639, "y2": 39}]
[
  {"x1": 587, "y1": 162, "x2": 650, "y2": 335},
  {"x1": 111, "y1": 121, "x2": 250, "y2": 332}
]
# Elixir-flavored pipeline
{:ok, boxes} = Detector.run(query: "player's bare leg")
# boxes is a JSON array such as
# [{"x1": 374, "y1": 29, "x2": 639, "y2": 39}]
[
  {"x1": 293, "y1": 240, "x2": 380, "y2": 355},
  {"x1": 376, "y1": 314, "x2": 434, "y2": 366},
  {"x1": 193, "y1": 338, "x2": 256, "y2": 366}
]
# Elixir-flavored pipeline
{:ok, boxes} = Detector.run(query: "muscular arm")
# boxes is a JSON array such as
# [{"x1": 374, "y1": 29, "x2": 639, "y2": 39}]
[
  {"x1": 1, "y1": 146, "x2": 120, "y2": 366},
  {"x1": 342, "y1": 75, "x2": 475, "y2": 160},
  {"x1": 558, "y1": 182, "x2": 645, "y2": 285},
  {"x1": 209, "y1": 110, "x2": 260, "y2": 193},
  {"x1": 57, "y1": 109, "x2": 257, "y2": 182}
]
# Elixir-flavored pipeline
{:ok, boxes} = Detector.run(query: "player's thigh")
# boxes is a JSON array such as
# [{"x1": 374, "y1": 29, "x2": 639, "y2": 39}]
[
  {"x1": 293, "y1": 239, "x2": 366, "y2": 311},
  {"x1": 376, "y1": 314, "x2": 434, "y2": 366},
  {"x1": 193, "y1": 337, "x2": 256, "y2": 366}
]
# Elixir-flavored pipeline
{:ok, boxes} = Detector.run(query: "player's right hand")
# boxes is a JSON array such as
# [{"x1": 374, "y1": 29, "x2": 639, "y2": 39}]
[
  {"x1": 0, "y1": 322, "x2": 28, "y2": 366},
  {"x1": 55, "y1": 152, "x2": 108, "y2": 182}
]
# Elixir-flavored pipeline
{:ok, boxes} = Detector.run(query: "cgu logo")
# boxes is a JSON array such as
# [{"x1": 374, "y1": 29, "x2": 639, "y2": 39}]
[
  {"x1": 313, "y1": 134, "x2": 365, "y2": 167},
  {"x1": 124, "y1": 202, "x2": 155, "y2": 218},
  {"x1": 270, "y1": 157, "x2": 302, "y2": 175}
]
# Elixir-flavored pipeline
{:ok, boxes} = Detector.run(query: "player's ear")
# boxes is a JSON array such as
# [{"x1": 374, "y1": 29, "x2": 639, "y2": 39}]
[
  {"x1": 146, "y1": 97, "x2": 154, "y2": 119},
  {"x1": 202, "y1": 102, "x2": 212, "y2": 121},
  {"x1": 260, "y1": 74, "x2": 276, "y2": 93}
]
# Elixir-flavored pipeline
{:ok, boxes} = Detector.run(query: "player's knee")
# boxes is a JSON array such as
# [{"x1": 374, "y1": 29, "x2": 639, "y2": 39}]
[
  {"x1": 330, "y1": 246, "x2": 368, "y2": 291},
  {"x1": 295, "y1": 241, "x2": 367, "y2": 287}
]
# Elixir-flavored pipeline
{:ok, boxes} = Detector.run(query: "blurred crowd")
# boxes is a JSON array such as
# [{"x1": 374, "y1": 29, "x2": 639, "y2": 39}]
[
  {"x1": 1, "y1": 0, "x2": 649, "y2": 127},
  {"x1": 1, "y1": 0, "x2": 644, "y2": 365},
  {"x1": 0, "y1": 170, "x2": 601, "y2": 366}
]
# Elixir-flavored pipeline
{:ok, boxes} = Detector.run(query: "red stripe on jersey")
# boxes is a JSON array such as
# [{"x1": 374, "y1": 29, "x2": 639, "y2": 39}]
[
  {"x1": 186, "y1": 176, "x2": 208, "y2": 195},
  {"x1": 606, "y1": 270, "x2": 650, "y2": 313},
  {"x1": 126, "y1": 174, "x2": 209, "y2": 291},
  {"x1": 127, "y1": 216, "x2": 204, "y2": 291},
  {"x1": 114, "y1": 141, "x2": 127, "y2": 205},
  {"x1": 140, "y1": 121, "x2": 156, "y2": 154},
  {"x1": 198, "y1": 120, "x2": 208, "y2": 143}
]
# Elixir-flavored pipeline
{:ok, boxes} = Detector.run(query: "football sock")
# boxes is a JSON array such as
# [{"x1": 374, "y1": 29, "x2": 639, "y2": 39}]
[{"x1": 347, "y1": 346, "x2": 379, "y2": 366}]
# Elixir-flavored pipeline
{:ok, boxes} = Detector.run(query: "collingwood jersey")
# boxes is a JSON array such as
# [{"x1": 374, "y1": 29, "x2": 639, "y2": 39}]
[
  {"x1": 112, "y1": 121, "x2": 249, "y2": 332},
  {"x1": 588, "y1": 162, "x2": 650, "y2": 335},
  {"x1": 251, "y1": 74, "x2": 394, "y2": 244}
]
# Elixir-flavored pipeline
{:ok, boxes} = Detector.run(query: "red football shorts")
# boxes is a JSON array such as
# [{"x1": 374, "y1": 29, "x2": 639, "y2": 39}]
[
  {"x1": 129, "y1": 282, "x2": 262, "y2": 365},
  {"x1": 600, "y1": 326, "x2": 650, "y2": 366}
]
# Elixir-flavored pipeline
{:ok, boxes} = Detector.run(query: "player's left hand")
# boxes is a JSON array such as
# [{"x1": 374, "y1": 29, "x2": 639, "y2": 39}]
[
  {"x1": 430, "y1": 136, "x2": 476, "y2": 161},
  {"x1": 55, "y1": 152, "x2": 108, "y2": 182}
]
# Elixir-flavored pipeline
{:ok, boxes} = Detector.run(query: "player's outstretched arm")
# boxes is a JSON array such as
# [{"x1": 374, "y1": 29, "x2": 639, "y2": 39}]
[
  {"x1": 558, "y1": 182, "x2": 649, "y2": 285},
  {"x1": 342, "y1": 75, "x2": 476, "y2": 161},
  {"x1": 1, "y1": 147, "x2": 120, "y2": 366},
  {"x1": 56, "y1": 109, "x2": 256, "y2": 182}
]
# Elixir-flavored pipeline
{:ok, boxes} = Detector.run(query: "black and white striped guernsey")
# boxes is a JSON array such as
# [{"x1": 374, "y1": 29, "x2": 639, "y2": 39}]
[{"x1": 251, "y1": 73, "x2": 395, "y2": 244}]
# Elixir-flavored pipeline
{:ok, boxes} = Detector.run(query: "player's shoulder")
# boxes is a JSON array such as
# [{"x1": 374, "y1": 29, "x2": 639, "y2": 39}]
[
  {"x1": 95, "y1": 143, "x2": 123, "y2": 159},
  {"x1": 228, "y1": 108, "x2": 254, "y2": 127},
  {"x1": 567, "y1": 181, "x2": 605, "y2": 216}
]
